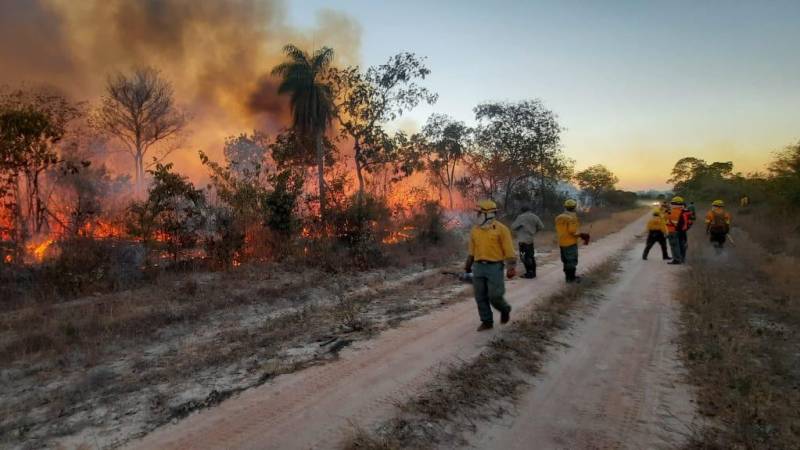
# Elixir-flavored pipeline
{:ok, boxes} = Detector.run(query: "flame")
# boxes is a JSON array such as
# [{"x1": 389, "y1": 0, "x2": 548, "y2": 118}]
[
  {"x1": 382, "y1": 225, "x2": 416, "y2": 244},
  {"x1": 3, "y1": 254, "x2": 11, "y2": 264},
  {"x1": 27, "y1": 239, "x2": 54, "y2": 263}
]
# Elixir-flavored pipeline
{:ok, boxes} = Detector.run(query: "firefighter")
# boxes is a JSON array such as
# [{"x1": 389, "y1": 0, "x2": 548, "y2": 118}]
[
  {"x1": 705, "y1": 200, "x2": 732, "y2": 249},
  {"x1": 464, "y1": 200, "x2": 516, "y2": 331},
  {"x1": 740, "y1": 194, "x2": 750, "y2": 208},
  {"x1": 555, "y1": 199, "x2": 589, "y2": 283},
  {"x1": 665, "y1": 196, "x2": 693, "y2": 264},
  {"x1": 511, "y1": 205, "x2": 545, "y2": 279},
  {"x1": 643, "y1": 208, "x2": 670, "y2": 260}
]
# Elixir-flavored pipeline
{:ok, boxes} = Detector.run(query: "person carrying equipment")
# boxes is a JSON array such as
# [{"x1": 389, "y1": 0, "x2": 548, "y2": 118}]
[
  {"x1": 643, "y1": 208, "x2": 670, "y2": 260},
  {"x1": 705, "y1": 200, "x2": 732, "y2": 249},
  {"x1": 555, "y1": 199, "x2": 590, "y2": 283},
  {"x1": 665, "y1": 196, "x2": 693, "y2": 264},
  {"x1": 511, "y1": 205, "x2": 545, "y2": 279},
  {"x1": 464, "y1": 200, "x2": 516, "y2": 331}
]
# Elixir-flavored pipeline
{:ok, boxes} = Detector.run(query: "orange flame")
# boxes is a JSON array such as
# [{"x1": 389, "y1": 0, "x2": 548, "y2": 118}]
[{"x1": 27, "y1": 239, "x2": 54, "y2": 263}]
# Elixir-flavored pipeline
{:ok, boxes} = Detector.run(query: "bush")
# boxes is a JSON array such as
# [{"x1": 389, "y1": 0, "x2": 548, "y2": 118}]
[{"x1": 409, "y1": 200, "x2": 448, "y2": 244}]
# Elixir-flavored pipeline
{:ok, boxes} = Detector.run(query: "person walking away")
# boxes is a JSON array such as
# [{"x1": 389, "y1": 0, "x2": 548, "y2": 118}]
[
  {"x1": 665, "y1": 196, "x2": 693, "y2": 264},
  {"x1": 740, "y1": 194, "x2": 750, "y2": 208},
  {"x1": 643, "y1": 208, "x2": 670, "y2": 260},
  {"x1": 511, "y1": 205, "x2": 545, "y2": 278},
  {"x1": 464, "y1": 200, "x2": 516, "y2": 331},
  {"x1": 706, "y1": 200, "x2": 732, "y2": 250},
  {"x1": 556, "y1": 199, "x2": 589, "y2": 283}
]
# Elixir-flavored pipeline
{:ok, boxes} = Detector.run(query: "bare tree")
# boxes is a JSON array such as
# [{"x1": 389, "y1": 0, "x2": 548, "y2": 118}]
[{"x1": 98, "y1": 67, "x2": 185, "y2": 195}]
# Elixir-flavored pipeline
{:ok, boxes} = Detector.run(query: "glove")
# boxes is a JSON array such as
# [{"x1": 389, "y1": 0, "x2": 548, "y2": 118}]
[
  {"x1": 506, "y1": 266, "x2": 516, "y2": 279},
  {"x1": 579, "y1": 233, "x2": 591, "y2": 245}
]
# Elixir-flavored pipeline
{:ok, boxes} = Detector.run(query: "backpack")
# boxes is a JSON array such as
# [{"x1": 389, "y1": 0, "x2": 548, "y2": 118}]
[{"x1": 709, "y1": 211, "x2": 729, "y2": 233}]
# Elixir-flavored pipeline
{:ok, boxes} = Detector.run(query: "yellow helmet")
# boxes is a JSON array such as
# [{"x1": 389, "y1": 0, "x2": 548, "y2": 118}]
[
  {"x1": 712, "y1": 199, "x2": 724, "y2": 207},
  {"x1": 652, "y1": 208, "x2": 661, "y2": 217},
  {"x1": 564, "y1": 199, "x2": 577, "y2": 209},
  {"x1": 476, "y1": 199, "x2": 498, "y2": 213},
  {"x1": 671, "y1": 196, "x2": 685, "y2": 205}
]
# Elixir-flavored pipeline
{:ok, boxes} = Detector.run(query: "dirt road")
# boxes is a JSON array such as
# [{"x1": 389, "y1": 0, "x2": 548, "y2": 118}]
[
  {"x1": 126, "y1": 215, "x2": 648, "y2": 450},
  {"x1": 470, "y1": 239, "x2": 696, "y2": 449}
]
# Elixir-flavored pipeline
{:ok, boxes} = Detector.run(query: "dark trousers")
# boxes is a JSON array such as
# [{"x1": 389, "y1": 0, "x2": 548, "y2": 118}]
[
  {"x1": 518, "y1": 242, "x2": 536, "y2": 276},
  {"x1": 643, "y1": 231, "x2": 669, "y2": 259},
  {"x1": 668, "y1": 231, "x2": 688, "y2": 262},
  {"x1": 560, "y1": 244, "x2": 579, "y2": 281},
  {"x1": 710, "y1": 231, "x2": 727, "y2": 248},
  {"x1": 472, "y1": 262, "x2": 510, "y2": 324}
]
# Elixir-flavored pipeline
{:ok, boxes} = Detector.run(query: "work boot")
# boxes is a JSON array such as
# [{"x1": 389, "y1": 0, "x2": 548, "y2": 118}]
[
  {"x1": 662, "y1": 255, "x2": 671, "y2": 260},
  {"x1": 523, "y1": 272, "x2": 536, "y2": 279},
  {"x1": 501, "y1": 306, "x2": 511, "y2": 324},
  {"x1": 667, "y1": 260, "x2": 682, "y2": 265},
  {"x1": 476, "y1": 322, "x2": 494, "y2": 332}
]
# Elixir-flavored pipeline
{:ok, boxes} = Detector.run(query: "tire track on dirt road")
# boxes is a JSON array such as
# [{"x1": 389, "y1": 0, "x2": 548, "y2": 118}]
[
  {"x1": 469, "y1": 238, "x2": 696, "y2": 450},
  {"x1": 125, "y1": 215, "x2": 648, "y2": 450}
]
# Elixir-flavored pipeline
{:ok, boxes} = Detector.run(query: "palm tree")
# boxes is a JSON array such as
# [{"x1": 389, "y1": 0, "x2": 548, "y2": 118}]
[{"x1": 272, "y1": 44, "x2": 335, "y2": 219}]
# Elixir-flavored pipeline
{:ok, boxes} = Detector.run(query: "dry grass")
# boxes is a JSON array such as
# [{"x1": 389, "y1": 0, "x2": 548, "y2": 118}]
[
  {"x1": 343, "y1": 253, "x2": 626, "y2": 450},
  {"x1": 678, "y1": 226, "x2": 800, "y2": 449}
]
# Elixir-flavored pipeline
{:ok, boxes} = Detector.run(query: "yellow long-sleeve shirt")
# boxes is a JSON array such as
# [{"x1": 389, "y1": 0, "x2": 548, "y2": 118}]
[
  {"x1": 555, "y1": 212, "x2": 580, "y2": 247},
  {"x1": 646, "y1": 216, "x2": 668, "y2": 234},
  {"x1": 468, "y1": 220, "x2": 515, "y2": 262}
]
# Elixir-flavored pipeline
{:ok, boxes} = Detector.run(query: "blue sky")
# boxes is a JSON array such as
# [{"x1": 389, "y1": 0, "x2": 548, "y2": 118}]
[{"x1": 287, "y1": 0, "x2": 800, "y2": 189}]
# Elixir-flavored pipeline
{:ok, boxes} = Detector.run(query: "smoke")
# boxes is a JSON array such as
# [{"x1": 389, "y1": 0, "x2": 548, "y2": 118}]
[{"x1": 0, "y1": 0, "x2": 362, "y2": 177}]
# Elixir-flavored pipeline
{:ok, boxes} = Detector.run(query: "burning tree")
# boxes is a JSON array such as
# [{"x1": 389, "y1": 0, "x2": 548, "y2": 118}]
[
  {"x1": 126, "y1": 163, "x2": 205, "y2": 261},
  {"x1": 98, "y1": 67, "x2": 186, "y2": 196},
  {"x1": 0, "y1": 88, "x2": 82, "y2": 248},
  {"x1": 330, "y1": 53, "x2": 438, "y2": 199}
]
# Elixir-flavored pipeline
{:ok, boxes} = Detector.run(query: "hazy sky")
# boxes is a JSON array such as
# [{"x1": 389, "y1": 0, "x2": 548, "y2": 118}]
[{"x1": 288, "y1": 0, "x2": 799, "y2": 190}]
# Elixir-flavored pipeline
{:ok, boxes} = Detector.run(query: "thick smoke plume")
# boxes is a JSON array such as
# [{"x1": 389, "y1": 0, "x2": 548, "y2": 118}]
[{"x1": 0, "y1": 0, "x2": 361, "y2": 176}]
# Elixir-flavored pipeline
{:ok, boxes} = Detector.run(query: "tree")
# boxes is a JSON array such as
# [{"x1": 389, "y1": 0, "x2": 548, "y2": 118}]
[
  {"x1": 223, "y1": 132, "x2": 269, "y2": 181},
  {"x1": 0, "y1": 89, "x2": 81, "y2": 238},
  {"x1": 272, "y1": 45, "x2": 335, "y2": 219},
  {"x1": 420, "y1": 114, "x2": 471, "y2": 208},
  {"x1": 98, "y1": 67, "x2": 185, "y2": 196},
  {"x1": 575, "y1": 164, "x2": 618, "y2": 206},
  {"x1": 126, "y1": 163, "x2": 205, "y2": 260},
  {"x1": 464, "y1": 100, "x2": 569, "y2": 209},
  {"x1": 330, "y1": 53, "x2": 437, "y2": 198}
]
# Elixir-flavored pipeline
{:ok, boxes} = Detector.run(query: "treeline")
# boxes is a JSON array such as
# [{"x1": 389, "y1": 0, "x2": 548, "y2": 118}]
[{"x1": 0, "y1": 43, "x2": 621, "y2": 304}]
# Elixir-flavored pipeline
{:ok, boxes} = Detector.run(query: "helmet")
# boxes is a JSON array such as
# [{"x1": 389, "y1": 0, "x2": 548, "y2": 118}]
[
  {"x1": 671, "y1": 196, "x2": 685, "y2": 205},
  {"x1": 564, "y1": 199, "x2": 577, "y2": 209},
  {"x1": 712, "y1": 199, "x2": 724, "y2": 207},
  {"x1": 652, "y1": 208, "x2": 661, "y2": 217},
  {"x1": 476, "y1": 199, "x2": 498, "y2": 213}
]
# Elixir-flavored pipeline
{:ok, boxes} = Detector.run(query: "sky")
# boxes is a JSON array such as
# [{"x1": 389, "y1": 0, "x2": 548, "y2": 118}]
[{"x1": 287, "y1": 0, "x2": 800, "y2": 190}]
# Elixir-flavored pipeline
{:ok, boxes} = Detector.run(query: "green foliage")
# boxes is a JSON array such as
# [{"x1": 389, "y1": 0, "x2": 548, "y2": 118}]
[
  {"x1": 461, "y1": 100, "x2": 572, "y2": 211},
  {"x1": 330, "y1": 53, "x2": 437, "y2": 195},
  {"x1": 126, "y1": 162, "x2": 206, "y2": 260},
  {"x1": 602, "y1": 189, "x2": 638, "y2": 208},
  {"x1": 575, "y1": 164, "x2": 619, "y2": 206},
  {"x1": 272, "y1": 44, "x2": 335, "y2": 217},
  {"x1": 409, "y1": 200, "x2": 448, "y2": 244},
  {"x1": 263, "y1": 169, "x2": 303, "y2": 238},
  {"x1": 325, "y1": 194, "x2": 391, "y2": 269}
]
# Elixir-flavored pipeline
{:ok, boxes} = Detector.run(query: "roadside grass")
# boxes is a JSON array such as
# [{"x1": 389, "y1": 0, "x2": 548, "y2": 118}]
[
  {"x1": 343, "y1": 252, "x2": 626, "y2": 449},
  {"x1": 678, "y1": 227, "x2": 800, "y2": 449}
]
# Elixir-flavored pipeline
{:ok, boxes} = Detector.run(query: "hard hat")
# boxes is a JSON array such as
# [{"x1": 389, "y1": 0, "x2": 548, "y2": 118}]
[
  {"x1": 712, "y1": 199, "x2": 724, "y2": 207},
  {"x1": 671, "y1": 196, "x2": 685, "y2": 205},
  {"x1": 652, "y1": 208, "x2": 661, "y2": 216},
  {"x1": 564, "y1": 199, "x2": 577, "y2": 209},
  {"x1": 476, "y1": 199, "x2": 498, "y2": 213}
]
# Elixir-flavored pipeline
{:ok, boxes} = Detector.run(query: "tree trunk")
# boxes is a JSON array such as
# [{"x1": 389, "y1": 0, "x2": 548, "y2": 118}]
[
  {"x1": 447, "y1": 188, "x2": 453, "y2": 209},
  {"x1": 354, "y1": 142, "x2": 365, "y2": 201},
  {"x1": 315, "y1": 131, "x2": 326, "y2": 220}
]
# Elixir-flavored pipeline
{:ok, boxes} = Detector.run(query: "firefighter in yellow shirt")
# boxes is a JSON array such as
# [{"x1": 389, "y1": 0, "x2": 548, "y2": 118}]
[
  {"x1": 555, "y1": 199, "x2": 589, "y2": 283},
  {"x1": 465, "y1": 200, "x2": 516, "y2": 331},
  {"x1": 643, "y1": 209, "x2": 670, "y2": 260}
]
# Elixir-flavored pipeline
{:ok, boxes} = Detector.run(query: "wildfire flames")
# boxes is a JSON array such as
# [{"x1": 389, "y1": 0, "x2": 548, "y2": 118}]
[{"x1": 27, "y1": 239, "x2": 54, "y2": 263}]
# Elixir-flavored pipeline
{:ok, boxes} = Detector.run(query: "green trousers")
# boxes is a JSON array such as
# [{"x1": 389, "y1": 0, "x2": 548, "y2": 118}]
[
  {"x1": 472, "y1": 262, "x2": 510, "y2": 324},
  {"x1": 560, "y1": 244, "x2": 578, "y2": 271}
]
